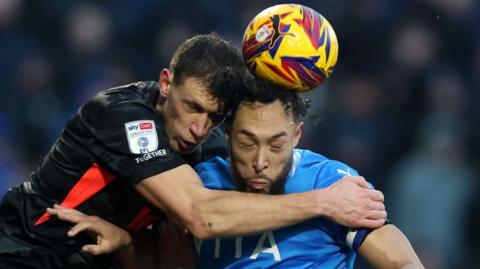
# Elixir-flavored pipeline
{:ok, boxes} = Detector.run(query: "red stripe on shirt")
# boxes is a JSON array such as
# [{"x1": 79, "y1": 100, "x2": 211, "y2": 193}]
[
  {"x1": 34, "y1": 163, "x2": 115, "y2": 225},
  {"x1": 125, "y1": 206, "x2": 160, "y2": 233}
]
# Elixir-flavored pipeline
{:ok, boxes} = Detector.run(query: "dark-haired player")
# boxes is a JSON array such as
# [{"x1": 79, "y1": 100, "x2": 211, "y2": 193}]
[
  {"x1": 0, "y1": 34, "x2": 386, "y2": 269},
  {"x1": 52, "y1": 79, "x2": 421, "y2": 268}
]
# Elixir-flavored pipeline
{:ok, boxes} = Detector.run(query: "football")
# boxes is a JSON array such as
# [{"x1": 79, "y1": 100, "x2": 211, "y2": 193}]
[{"x1": 242, "y1": 4, "x2": 338, "y2": 92}]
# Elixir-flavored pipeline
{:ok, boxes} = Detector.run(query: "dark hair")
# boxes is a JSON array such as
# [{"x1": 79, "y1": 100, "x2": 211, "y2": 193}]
[
  {"x1": 170, "y1": 33, "x2": 250, "y2": 119},
  {"x1": 226, "y1": 78, "x2": 308, "y2": 125}
]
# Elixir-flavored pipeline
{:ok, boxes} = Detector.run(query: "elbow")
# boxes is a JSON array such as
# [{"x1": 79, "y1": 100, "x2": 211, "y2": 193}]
[
  {"x1": 182, "y1": 205, "x2": 220, "y2": 240},
  {"x1": 187, "y1": 222, "x2": 215, "y2": 240}
]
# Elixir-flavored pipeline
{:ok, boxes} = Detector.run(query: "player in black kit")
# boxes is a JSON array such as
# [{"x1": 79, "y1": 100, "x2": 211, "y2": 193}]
[{"x1": 0, "y1": 34, "x2": 387, "y2": 269}]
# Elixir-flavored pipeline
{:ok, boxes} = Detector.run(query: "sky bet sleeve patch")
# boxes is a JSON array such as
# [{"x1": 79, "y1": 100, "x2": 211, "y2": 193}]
[{"x1": 124, "y1": 120, "x2": 158, "y2": 154}]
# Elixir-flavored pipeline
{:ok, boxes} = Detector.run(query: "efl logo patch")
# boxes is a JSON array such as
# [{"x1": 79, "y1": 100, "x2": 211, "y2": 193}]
[{"x1": 125, "y1": 120, "x2": 158, "y2": 154}]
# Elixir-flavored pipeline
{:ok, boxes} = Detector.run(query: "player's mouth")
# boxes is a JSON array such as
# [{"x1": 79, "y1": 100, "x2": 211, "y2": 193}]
[
  {"x1": 247, "y1": 178, "x2": 270, "y2": 192},
  {"x1": 177, "y1": 138, "x2": 196, "y2": 151}
]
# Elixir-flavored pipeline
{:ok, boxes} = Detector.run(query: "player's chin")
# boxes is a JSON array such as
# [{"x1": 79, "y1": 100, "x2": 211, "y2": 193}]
[
  {"x1": 246, "y1": 185, "x2": 271, "y2": 194},
  {"x1": 178, "y1": 142, "x2": 200, "y2": 154},
  {"x1": 248, "y1": 188, "x2": 270, "y2": 194}
]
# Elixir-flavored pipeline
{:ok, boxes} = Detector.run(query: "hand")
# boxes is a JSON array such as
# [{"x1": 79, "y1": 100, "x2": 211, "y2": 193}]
[
  {"x1": 47, "y1": 204, "x2": 132, "y2": 255},
  {"x1": 319, "y1": 176, "x2": 387, "y2": 228}
]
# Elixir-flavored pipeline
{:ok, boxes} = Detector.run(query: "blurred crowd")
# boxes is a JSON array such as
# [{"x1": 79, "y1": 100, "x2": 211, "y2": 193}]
[{"x1": 0, "y1": 0, "x2": 479, "y2": 268}]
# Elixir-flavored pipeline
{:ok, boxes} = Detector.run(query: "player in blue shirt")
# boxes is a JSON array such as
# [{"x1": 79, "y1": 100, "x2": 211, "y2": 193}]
[
  {"x1": 189, "y1": 79, "x2": 422, "y2": 268},
  {"x1": 49, "y1": 79, "x2": 423, "y2": 268},
  {"x1": 194, "y1": 150, "x2": 368, "y2": 268}
]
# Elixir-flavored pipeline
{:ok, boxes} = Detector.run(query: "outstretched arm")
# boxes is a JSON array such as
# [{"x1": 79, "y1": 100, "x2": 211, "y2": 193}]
[
  {"x1": 136, "y1": 164, "x2": 386, "y2": 239},
  {"x1": 359, "y1": 224, "x2": 424, "y2": 269},
  {"x1": 47, "y1": 206, "x2": 193, "y2": 269}
]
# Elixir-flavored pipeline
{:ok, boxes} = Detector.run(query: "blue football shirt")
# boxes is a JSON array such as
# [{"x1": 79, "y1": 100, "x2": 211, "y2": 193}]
[{"x1": 193, "y1": 149, "x2": 372, "y2": 269}]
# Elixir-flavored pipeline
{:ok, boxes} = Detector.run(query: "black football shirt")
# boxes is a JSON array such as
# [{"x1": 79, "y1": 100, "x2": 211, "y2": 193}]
[{"x1": 0, "y1": 81, "x2": 227, "y2": 268}]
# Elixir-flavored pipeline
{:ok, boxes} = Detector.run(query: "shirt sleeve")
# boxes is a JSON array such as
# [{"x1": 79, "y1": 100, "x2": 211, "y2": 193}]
[
  {"x1": 194, "y1": 157, "x2": 235, "y2": 191},
  {"x1": 313, "y1": 160, "x2": 388, "y2": 252},
  {"x1": 80, "y1": 99, "x2": 186, "y2": 186}
]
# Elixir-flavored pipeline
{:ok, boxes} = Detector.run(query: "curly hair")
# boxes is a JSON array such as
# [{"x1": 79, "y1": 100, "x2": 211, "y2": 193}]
[{"x1": 226, "y1": 78, "x2": 308, "y2": 125}]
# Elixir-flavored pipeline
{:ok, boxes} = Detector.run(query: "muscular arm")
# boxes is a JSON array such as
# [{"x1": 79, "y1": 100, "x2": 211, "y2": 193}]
[
  {"x1": 136, "y1": 164, "x2": 386, "y2": 239},
  {"x1": 48, "y1": 168, "x2": 386, "y2": 261},
  {"x1": 359, "y1": 224, "x2": 424, "y2": 269}
]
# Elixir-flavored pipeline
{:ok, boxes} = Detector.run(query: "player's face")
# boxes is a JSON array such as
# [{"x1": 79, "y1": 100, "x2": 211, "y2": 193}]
[
  {"x1": 228, "y1": 100, "x2": 303, "y2": 194},
  {"x1": 158, "y1": 69, "x2": 222, "y2": 154}
]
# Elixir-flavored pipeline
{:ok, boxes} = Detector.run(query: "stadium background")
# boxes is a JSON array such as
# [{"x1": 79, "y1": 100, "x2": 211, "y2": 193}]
[{"x1": 0, "y1": 0, "x2": 479, "y2": 267}]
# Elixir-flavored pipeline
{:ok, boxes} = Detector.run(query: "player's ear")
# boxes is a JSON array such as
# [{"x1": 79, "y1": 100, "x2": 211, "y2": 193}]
[
  {"x1": 159, "y1": 69, "x2": 172, "y2": 97},
  {"x1": 293, "y1": 121, "x2": 304, "y2": 147}
]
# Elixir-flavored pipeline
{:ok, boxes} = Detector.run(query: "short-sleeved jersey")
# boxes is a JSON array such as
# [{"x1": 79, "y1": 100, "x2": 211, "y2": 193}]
[
  {"x1": 0, "y1": 81, "x2": 227, "y2": 267},
  {"x1": 193, "y1": 149, "x2": 371, "y2": 269}
]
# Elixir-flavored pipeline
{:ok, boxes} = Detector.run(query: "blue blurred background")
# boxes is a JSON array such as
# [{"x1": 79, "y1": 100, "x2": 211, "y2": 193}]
[{"x1": 0, "y1": 0, "x2": 479, "y2": 267}]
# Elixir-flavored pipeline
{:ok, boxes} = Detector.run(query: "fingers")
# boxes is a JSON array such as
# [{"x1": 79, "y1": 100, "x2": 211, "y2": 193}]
[
  {"x1": 67, "y1": 220, "x2": 98, "y2": 237},
  {"x1": 341, "y1": 176, "x2": 385, "y2": 202},
  {"x1": 47, "y1": 206, "x2": 87, "y2": 224},
  {"x1": 368, "y1": 189, "x2": 385, "y2": 203},
  {"x1": 357, "y1": 201, "x2": 387, "y2": 228},
  {"x1": 367, "y1": 201, "x2": 385, "y2": 211},
  {"x1": 343, "y1": 176, "x2": 371, "y2": 189},
  {"x1": 350, "y1": 199, "x2": 387, "y2": 229},
  {"x1": 46, "y1": 205, "x2": 104, "y2": 237},
  {"x1": 80, "y1": 234, "x2": 118, "y2": 256},
  {"x1": 47, "y1": 204, "x2": 86, "y2": 217},
  {"x1": 82, "y1": 244, "x2": 108, "y2": 256},
  {"x1": 46, "y1": 204, "x2": 127, "y2": 256},
  {"x1": 328, "y1": 175, "x2": 388, "y2": 229},
  {"x1": 365, "y1": 209, "x2": 388, "y2": 221},
  {"x1": 45, "y1": 204, "x2": 62, "y2": 216},
  {"x1": 356, "y1": 218, "x2": 386, "y2": 229}
]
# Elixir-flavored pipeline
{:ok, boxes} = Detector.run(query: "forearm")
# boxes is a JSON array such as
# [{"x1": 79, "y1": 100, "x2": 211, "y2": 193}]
[
  {"x1": 136, "y1": 167, "x2": 386, "y2": 239},
  {"x1": 137, "y1": 167, "x2": 324, "y2": 239},
  {"x1": 372, "y1": 259, "x2": 424, "y2": 269},
  {"x1": 190, "y1": 189, "x2": 324, "y2": 238},
  {"x1": 359, "y1": 224, "x2": 424, "y2": 269},
  {"x1": 366, "y1": 260, "x2": 423, "y2": 269}
]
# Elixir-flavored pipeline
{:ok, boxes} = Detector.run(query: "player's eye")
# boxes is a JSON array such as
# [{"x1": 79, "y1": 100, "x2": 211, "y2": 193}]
[
  {"x1": 187, "y1": 103, "x2": 203, "y2": 112},
  {"x1": 239, "y1": 142, "x2": 255, "y2": 148},
  {"x1": 270, "y1": 144, "x2": 285, "y2": 151}
]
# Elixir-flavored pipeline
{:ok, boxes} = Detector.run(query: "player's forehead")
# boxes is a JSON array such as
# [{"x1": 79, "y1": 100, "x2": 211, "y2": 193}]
[
  {"x1": 179, "y1": 76, "x2": 221, "y2": 112},
  {"x1": 232, "y1": 100, "x2": 295, "y2": 137}
]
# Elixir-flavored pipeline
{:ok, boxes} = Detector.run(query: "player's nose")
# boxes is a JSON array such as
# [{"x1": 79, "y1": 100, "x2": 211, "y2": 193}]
[
  {"x1": 253, "y1": 149, "x2": 269, "y2": 173},
  {"x1": 190, "y1": 113, "x2": 211, "y2": 141}
]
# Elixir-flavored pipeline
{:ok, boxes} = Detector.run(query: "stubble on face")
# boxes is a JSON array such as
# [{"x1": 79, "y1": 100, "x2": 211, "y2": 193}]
[
  {"x1": 160, "y1": 77, "x2": 220, "y2": 154},
  {"x1": 231, "y1": 154, "x2": 293, "y2": 195}
]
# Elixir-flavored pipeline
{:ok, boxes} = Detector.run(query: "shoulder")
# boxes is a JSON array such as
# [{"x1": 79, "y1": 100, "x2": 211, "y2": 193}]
[
  {"x1": 293, "y1": 149, "x2": 360, "y2": 189},
  {"x1": 82, "y1": 81, "x2": 157, "y2": 113},
  {"x1": 194, "y1": 157, "x2": 234, "y2": 190},
  {"x1": 194, "y1": 156, "x2": 229, "y2": 173},
  {"x1": 79, "y1": 81, "x2": 161, "y2": 130}
]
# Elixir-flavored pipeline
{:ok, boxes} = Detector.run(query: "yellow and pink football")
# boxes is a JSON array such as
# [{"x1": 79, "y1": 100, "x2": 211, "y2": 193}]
[{"x1": 242, "y1": 4, "x2": 339, "y2": 92}]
